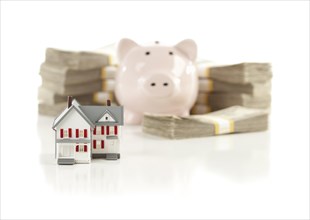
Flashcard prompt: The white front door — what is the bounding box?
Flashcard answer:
[75,144,90,163]
[106,138,119,154]
[58,144,74,158]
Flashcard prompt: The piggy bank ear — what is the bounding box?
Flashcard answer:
[174,39,197,62]
[117,38,139,62]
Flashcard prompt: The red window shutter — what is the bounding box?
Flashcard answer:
[114,126,118,135]
[68,128,72,138]
[60,129,64,138]
[76,129,79,138]
[84,145,87,152]
[101,126,104,135]
[93,127,96,135]
[93,140,96,149]
[76,145,79,152]
[84,129,88,138]
[107,126,110,135]
[101,140,104,149]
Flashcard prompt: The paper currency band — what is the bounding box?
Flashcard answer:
[101,66,106,79]
[102,80,115,91]
[108,92,114,101]
[93,93,99,103]
[108,55,113,65]
[206,79,214,92]
[101,65,118,79]
[198,79,214,92]
[203,115,234,135]
[205,67,210,78]
[101,80,112,91]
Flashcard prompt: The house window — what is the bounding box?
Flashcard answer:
[107,126,116,135]
[93,140,96,149]
[68,128,72,138]
[64,130,68,138]
[110,126,114,135]
[76,129,79,138]
[75,144,88,152]
[79,130,84,137]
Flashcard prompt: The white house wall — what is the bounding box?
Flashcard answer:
[92,126,120,155]
[55,108,91,139]
[55,108,92,164]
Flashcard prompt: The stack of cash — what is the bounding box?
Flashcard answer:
[143,106,269,139]
[191,62,272,114]
[92,65,118,106]
[38,48,109,116]
[92,43,119,106]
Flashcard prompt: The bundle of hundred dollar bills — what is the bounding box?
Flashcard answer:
[38,48,118,116]
[143,106,269,139]
[191,62,272,114]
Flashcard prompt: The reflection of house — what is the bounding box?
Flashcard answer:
[52,97,123,165]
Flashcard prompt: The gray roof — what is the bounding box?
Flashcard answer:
[52,104,95,130]
[79,105,124,126]
[52,99,123,130]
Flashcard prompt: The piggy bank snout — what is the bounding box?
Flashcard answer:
[144,74,175,98]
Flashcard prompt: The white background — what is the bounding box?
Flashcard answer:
[1,1,309,219]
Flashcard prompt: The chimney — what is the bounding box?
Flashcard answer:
[67,96,73,108]
[107,99,111,106]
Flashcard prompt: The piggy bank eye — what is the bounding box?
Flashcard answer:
[169,51,173,55]
[145,51,150,55]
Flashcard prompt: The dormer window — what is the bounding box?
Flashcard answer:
[97,110,117,123]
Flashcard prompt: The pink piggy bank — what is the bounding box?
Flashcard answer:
[115,38,198,125]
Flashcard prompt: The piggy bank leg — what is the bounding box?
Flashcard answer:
[124,109,143,125]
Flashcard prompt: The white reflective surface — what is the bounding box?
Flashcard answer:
[2,113,308,219]
[39,116,271,194]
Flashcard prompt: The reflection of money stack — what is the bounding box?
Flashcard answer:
[191,62,272,114]
[38,48,109,116]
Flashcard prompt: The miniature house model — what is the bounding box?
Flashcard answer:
[52,97,124,165]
